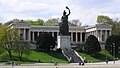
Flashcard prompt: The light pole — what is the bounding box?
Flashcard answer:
[50,46,53,63]
[113,44,115,64]
[111,43,115,64]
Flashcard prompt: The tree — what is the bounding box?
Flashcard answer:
[15,38,30,61]
[0,25,19,58]
[112,20,120,35]
[97,15,113,24]
[70,19,81,26]
[24,18,44,26]
[36,32,56,51]
[84,35,101,54]
[96,15,120,35]
[24,20,34,24]
[105,35,120,56]
[44,18,59,26]
[0,25,5,51]
[0,23,2,26]
[0,24,30,59]
[36,19,44,25]
[5,19,21,25]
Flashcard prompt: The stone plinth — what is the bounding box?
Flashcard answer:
[57,36,71,49]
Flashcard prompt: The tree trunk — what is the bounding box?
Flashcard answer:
[19,52,23,61]
[20,52,23,61]
[8,50,12,58]
[18,51,21,61]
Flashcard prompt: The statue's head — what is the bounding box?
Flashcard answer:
[63,10,66,15]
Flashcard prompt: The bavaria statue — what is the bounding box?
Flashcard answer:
[59,6,71,36]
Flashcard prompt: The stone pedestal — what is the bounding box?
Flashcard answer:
[57,36,71,49]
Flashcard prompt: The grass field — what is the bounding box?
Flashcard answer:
[0,50,68,64]
[79,50,118,63]
[0,50,119,64]
[28,50,67,63]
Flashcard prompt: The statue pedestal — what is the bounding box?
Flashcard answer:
[57,36,71,49]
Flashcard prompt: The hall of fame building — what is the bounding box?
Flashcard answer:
[11,21,112,49]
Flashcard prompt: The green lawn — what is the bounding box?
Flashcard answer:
[0,50,67,64]
[79,50,117,63]
[0,50,119,64]
[28,51,67,63]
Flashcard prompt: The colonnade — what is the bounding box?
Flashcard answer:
[87,30,111,42]
[19,28,111,44]
[19,28,85,43]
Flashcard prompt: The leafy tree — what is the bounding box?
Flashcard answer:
[112,21,120,35]
[0,25,5,51]
[5,19,22,25]
[36,32,56,51]
[96,15,120,35]
[36,19,44,25]
[23,19,44,26]
[24,20,34,24]
[0,23,2,26]
[105,35,120,56]
[97,15,113,24]
[44,18,59,26]
[70,19,81,26]
[0,24,30,59]
[15,38,30,61]
[0,25,19,58]
[84,35,101,54]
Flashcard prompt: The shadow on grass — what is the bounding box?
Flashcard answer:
[42,51,68,62]
[90,53,113,61]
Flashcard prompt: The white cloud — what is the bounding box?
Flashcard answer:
[66,0,120,25]
[0,0,120,26]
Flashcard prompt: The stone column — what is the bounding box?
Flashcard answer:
[57,32,59,36]
[80,32,82,43]
[105,30,107,41]
[91,31,93,35]
[28,30,31,41]
[96,30,98,39]
[23,28,26,40]
[87,32,89,36]
[57,32,59,41]
[71,32,73,42]
[85,33,87,42]
[37,32,39,37]
[100,30,102,41]
[52,32,54,37]
[90,32,91,35]
[98,30,101,41]
[76,32,78,43]
[33,31,34,42]
[94,31,96,36]
[109,30,111,36]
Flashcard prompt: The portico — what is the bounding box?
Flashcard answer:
[86,24,112,42]
[86,24,112,49]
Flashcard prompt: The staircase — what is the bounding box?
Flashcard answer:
[62,49,83,63]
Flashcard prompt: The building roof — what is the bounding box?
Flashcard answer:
[85,23,112,30]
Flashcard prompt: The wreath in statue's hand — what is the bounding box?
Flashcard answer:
[66,6,69,9]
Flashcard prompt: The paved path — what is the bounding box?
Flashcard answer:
[0,64,120,68]
[0,60,120,68]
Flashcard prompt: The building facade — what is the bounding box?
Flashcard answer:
[11,22,112,49]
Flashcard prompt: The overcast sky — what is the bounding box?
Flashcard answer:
[0,0,120,25]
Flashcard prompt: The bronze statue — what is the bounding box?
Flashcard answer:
[59,6,71,36]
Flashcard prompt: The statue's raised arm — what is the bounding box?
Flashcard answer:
[66,6,71,16]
